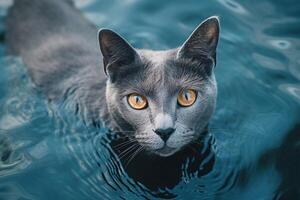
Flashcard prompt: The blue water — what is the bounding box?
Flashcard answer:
[1,0,300,199]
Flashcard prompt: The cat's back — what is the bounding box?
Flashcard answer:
[6,0,97,55]
[5,0,105,99]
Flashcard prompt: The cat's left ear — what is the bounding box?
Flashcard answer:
[177,16,220,66]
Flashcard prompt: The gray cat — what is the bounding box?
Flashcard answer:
[6,0,219,157]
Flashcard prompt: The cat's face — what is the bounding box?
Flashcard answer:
[99,17,219,156]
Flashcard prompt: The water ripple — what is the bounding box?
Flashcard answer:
[1,0,300,199]
[217,0,248,15]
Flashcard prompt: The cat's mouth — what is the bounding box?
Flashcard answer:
[155,145,178,157]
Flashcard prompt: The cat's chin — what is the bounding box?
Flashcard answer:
[155,146,179,157]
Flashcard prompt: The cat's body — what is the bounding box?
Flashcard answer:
[6,0,220,190]
[6,0,109,125]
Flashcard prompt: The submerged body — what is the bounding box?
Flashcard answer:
[6,0,219,190]
[6,0,108,124]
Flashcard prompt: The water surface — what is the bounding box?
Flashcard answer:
[0,0,300,199]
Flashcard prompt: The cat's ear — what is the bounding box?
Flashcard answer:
[177,16,220,65]
[98,29,139,77]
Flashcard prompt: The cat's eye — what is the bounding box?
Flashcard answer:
[177,89,197,107]
[127,93,148,110]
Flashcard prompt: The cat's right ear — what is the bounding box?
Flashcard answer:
[177,16,220,66]
[98,29,139,78]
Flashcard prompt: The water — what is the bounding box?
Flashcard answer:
[0,0,300,199]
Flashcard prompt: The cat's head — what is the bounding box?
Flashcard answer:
[98,17,220,156]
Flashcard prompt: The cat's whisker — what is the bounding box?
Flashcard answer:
[124,146,144,168]
[118,146,136,161]
[118,143,140,160]
[113,140,135,149]
[113,136,136,141]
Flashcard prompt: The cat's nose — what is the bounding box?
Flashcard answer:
[154,128,175,142]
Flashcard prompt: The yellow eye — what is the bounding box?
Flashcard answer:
[177,89,197,107]
[127,93,148,110]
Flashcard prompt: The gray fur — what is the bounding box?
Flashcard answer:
[6,0,220,156]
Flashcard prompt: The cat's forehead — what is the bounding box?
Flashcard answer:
[113,49,210,97]
[138,49,182,85]
[138,49,177,66]
[138,49,210,81]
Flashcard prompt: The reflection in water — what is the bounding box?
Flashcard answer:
[275,124,300,199]
[252,53,285,71]
[269,39,291,50]
[0,0,300,199]
[0,132,31,178]
[279,84,300,101]
[110,131,215,192]
[217,0,248,15]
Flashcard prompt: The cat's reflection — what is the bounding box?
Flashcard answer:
[0,135,12,164]
[109,130,215,193]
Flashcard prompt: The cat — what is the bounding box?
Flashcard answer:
[6,0,219,191]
